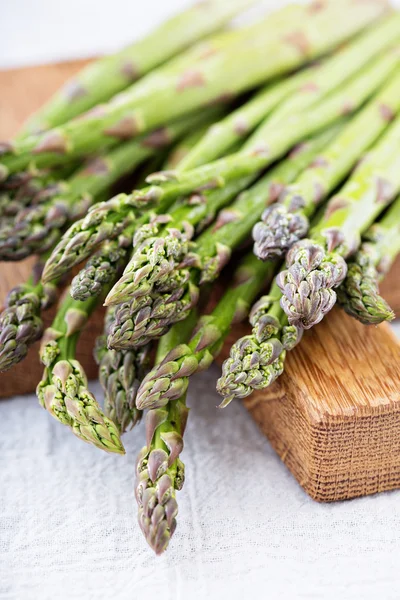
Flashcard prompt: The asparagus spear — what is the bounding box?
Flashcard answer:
[37,289,124,454]
[41,49,397,284]
[20,0,255,135]
[337,194,400,324]
[0,255,58,371]
[277,114,400,329]
[1,0,389,177]
[253,66,400,261]
[135,310,197,555]
[135,252,277,410]
[105,127,343,349]
[0,113,213,261]
[94,306,150,433]
[216,281,303,406]
[178,13,400,170]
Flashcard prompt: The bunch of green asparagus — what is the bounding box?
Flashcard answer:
[1,0,400,555]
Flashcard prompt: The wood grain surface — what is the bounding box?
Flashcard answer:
[236,309,400,502]
[1,60,400,502]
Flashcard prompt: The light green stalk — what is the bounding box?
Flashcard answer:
[37,289,124,454]
[135,310,197,555]
[337,194,400,324]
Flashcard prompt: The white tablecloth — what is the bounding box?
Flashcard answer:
[1,1,400,598]
[2,370,400,600]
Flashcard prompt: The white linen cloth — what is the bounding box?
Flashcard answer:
[2,370,400,600]
[1,1,400,598]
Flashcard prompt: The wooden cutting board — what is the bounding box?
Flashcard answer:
[1,60,400,503]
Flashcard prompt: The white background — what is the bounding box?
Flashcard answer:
[0,0,281,69]
[1,2,400,599]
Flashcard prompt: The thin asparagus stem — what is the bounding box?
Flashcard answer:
[19,0,255,135]
[337,194,400,324]
[135,310,197,555]
[37,289,125,454]
[179,13,400,170]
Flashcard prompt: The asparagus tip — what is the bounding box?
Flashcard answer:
[252,204,309,261]
[277,239,347,329]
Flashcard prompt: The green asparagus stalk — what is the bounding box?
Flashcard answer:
[1,0,389,177]
[178,13,400,170]
[94,306,150,433]
[19,0,255,135]
[337,195,400,324]
[277,114,400,329]
[106,127,341,349]
[6,2,299,178]
[216,281,302,406]
[0,254,58,371]
[37,289,124,453]
[135,310,197,555]
[162,123,220,171]
[135,252,277,411]
[253,66,400,261]
[0,113,212,261]
[41,48,398,284]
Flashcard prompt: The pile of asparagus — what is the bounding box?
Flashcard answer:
[1,0,400,554]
